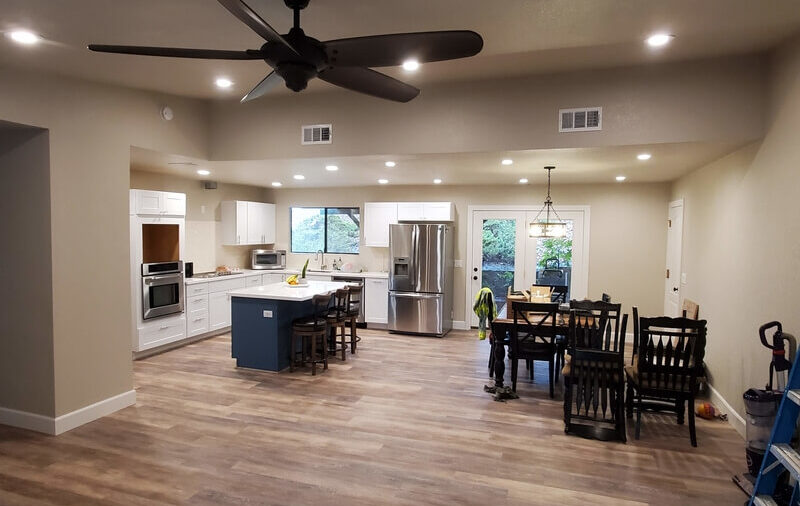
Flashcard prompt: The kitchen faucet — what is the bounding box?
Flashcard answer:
[315,249,326,270]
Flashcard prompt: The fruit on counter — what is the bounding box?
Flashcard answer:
[286,274,299,285]
[301,258,309,278]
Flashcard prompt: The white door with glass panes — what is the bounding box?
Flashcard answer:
[468,206,589,327]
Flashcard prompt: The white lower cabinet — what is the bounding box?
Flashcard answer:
[208,291,231,331]
[139,314,186,350]
[364,278,389,324]
[246,274,262,287]
[187,308,209,337]
[262,272,285,284]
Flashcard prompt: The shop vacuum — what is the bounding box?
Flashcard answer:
[733,321,797,503]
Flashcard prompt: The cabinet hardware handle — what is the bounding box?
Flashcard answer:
[194,318,204,322]
[159,325,169,330]
[194,298,204,302]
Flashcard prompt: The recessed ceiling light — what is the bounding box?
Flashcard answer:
[293,174,305,180]
[9,30,40,45]
[196,169,210,176]
[502,159,514,166]
[271,181,282,187]
[325,165,339,171]
[215,77,233,89]
[637,153,652,161]
[519,178,528,184]
[385,161,396,168]
[433,178,442,184]
[378,178,389,184]
[646,33,674,47]
[616,176,627,182]
[402,59,419,71]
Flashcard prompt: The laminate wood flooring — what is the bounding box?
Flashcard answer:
[0,329,746,505]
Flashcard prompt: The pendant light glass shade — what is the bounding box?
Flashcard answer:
[528,166,567,238]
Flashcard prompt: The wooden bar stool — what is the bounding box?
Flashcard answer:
[290,293,331,375]
[345,284,363,354]
[326,288,350,361]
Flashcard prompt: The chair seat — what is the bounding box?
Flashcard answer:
[561,353,622,381]
[325,312,347,323]
[625,365,695,393]
[292,317,327,331]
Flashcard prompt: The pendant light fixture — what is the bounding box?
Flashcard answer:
[528,166,567,238]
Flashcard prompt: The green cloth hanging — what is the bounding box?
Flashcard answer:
[472,287,496,340]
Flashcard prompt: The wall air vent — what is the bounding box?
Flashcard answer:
[559,107,602,132]
[301,124,332,145]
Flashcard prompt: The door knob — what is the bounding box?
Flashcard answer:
[472,276,478,280]
[672,287,679,292]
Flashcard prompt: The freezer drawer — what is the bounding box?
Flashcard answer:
[388,291,446,336]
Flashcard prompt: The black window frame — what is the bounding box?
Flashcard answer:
[290,206,361,254]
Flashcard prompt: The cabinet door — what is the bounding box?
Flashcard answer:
[246,275,262,287]
[164,192,186,216]
[422,202,453,221]
[364,278,389,324]
[135,190,164,215]
[246,202,264,244]
[235,201,248,245]
[262,273,283,285]
[364,202,398,247]
[397,202,425,221]
[263,203,276,244]
[209,291,231,331]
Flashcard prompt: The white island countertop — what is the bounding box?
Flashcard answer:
[228,281,347,302]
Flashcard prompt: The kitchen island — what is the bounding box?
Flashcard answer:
[228,280,346,372]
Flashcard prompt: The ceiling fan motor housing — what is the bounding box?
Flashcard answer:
[261,27,327,92]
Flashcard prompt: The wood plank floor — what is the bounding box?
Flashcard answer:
[0,329,746,505]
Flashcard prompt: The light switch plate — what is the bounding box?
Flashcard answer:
[454,259,463,268]
[263,310,273,318]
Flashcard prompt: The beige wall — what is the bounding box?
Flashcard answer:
[0,67,210,417]
[210,55,765,161]
[273,182,670,321]
[0,124,54,417]
[671,35,800,421]
[130,170,272,272]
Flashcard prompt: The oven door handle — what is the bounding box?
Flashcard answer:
[144,274,182,284]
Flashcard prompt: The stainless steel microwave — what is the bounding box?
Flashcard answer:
[251,249,286,270]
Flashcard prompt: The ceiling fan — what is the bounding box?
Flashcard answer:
[88,0,483,103]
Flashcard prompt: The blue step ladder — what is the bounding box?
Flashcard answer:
[750,351,800,506]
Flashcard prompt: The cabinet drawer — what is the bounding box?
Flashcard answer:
[208,277,246,293]
[186,282,209,296]
[187,309,209,337]
[246,275,263,287]
[186,293,208,312]
[139,316,186,348]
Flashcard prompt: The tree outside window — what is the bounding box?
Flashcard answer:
[291,207,360,254]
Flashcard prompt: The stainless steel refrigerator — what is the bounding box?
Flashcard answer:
[388,223,454,337]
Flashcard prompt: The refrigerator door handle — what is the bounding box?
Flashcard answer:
[410,225,418,290]
[391,292,441,299]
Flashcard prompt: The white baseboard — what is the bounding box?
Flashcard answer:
[707,383,745,438]
[452,320,470,330]
[0,389,136,436]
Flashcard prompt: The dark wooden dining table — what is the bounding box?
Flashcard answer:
[489,304,571,390]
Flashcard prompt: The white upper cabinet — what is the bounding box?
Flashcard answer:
[422,202,455,221]
[397,202,425,221]
[131,189,186,217]
[222,200,276,246]
[364,202,398,248]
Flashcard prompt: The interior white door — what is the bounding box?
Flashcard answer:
[664,200,684,316]
[469,211,527,326]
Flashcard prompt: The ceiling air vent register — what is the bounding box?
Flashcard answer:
[301,124,332,145]
[559,107,602,132]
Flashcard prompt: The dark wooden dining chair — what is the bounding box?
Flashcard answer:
[326,288,350,361]
[510,301,559,398]
[562,301,627,442]
[345,284,363,354]
[625,315,707,446]
[290,293,331,375]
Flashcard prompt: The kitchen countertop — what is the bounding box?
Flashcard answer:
[185,268,388,284]
[229,280,347,302]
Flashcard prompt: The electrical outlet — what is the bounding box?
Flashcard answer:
[263,310,273,318]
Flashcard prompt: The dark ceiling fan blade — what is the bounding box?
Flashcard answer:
[240,71,283,103]
[318,67,419,103]
[88,44,263,60]
[216,0,298,55]
[323,30,483,68]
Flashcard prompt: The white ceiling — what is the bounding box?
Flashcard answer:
[131,141,744,188]
[1,0,800,99]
